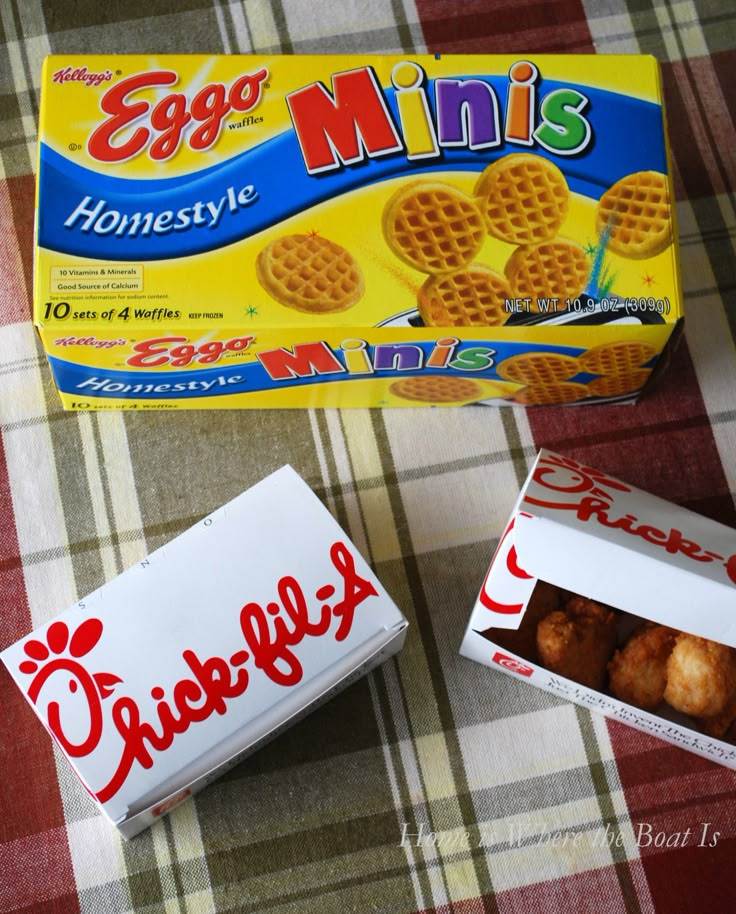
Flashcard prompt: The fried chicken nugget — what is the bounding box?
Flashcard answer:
[702,690,736,739]
[536,596,617,690]
[479,580,561,662]
[664,633,736,719]
[608,624,677,710]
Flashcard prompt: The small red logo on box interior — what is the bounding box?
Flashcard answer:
[153,789,191,817]
[492,651,534,676]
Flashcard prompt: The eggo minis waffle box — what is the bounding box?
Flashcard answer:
[1,467,408,838]
[35,55,683,409]
[460,451,736,769]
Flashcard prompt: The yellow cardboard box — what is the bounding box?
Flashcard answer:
[35,54,682,409]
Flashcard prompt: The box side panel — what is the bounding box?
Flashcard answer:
[36,322,677,410]
[461,634,736,771]
[118,623,407,838]
[516,517,736,644]
[655,54,685,323]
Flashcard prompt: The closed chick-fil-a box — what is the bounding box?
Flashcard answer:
[2,467,408,837]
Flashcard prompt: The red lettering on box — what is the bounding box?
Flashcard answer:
[286,67,403,174]
[88,69,268,162]
[16,540,378,803]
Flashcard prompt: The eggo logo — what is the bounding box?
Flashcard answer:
[88,68,269,162]
[492,652,534,677]
[127,335,254,368]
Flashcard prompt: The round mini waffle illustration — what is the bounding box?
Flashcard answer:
[389,375,487,404]
[513,382,590,406]
[474,154,569,245]
[496,351,580,386]
[418,264,511,327]
[596,171,672,260]
[578,341,657,375]
[256,234,364,313]
[586,370,652,398]
[382,181,486,274]
[505,238,589,306]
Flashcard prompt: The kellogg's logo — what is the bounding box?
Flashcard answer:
[17,541,377,803]
[53,65,113,88]
[527,453,736,585]
[87,67,269,163]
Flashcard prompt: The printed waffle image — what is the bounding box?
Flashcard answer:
[505,238,589,307]
[578,341,658,374]
[579,341,658,399]
[256,233,364,313]
[474,154,569,245]
[512,382,590,405]
[418,265,511,327]
[586,370,652,397]
[496,351,580,385]
[382,181,486,274]
[596,171,672,259]
[390,375,487,403]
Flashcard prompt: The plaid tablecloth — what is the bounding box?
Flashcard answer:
[1,1,735,912]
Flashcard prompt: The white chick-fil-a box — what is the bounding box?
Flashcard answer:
[2,467,408,838]
[460,449,736,768]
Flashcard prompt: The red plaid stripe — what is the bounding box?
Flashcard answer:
[662,58,736,199]
[415,0,595,52]
[0,828,78,913]
[0,435,77,912]
[0,176,34,326]
[526,339,736,523]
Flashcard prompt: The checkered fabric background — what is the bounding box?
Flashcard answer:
[1,1,735,912]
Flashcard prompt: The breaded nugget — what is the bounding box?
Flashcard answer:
[664,634,736,718]
[536,596,617,690]
[701,691,736,739]
[479,580,562,662]
[608,623,677,710]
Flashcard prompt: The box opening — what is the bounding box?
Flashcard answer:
[478,579,736,744]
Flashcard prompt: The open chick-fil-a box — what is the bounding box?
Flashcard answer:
[460,450,736,768]
[2,467,408,837]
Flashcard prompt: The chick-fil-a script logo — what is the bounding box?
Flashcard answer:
[525,453,736,585]
[17,541,376,803]
[478,514,534,616]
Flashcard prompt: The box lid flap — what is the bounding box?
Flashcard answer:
[512,451,736,645]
